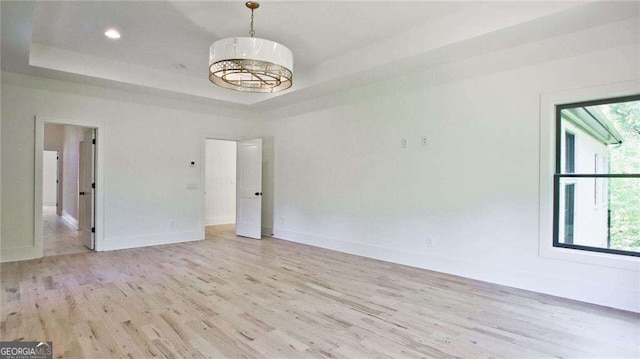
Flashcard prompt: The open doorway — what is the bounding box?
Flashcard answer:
[204,139,237,237]
[202,136,263,240]
[42,123,96,256]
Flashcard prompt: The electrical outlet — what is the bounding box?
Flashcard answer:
[401,137,409,149]
[170,220,176,229]
[426,237,435,248]
[421,136,428,147]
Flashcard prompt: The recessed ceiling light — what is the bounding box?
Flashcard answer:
[104,29,121,39]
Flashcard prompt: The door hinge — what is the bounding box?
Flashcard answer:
[92,139,96,145]
[56,179,59,183]
[91,227,95,233]
[92,183,95,189]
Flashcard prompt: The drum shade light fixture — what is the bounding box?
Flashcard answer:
[209,2,293,93]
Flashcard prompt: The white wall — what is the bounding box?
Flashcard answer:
[262,20,640,312]
[44,124,64,149]
[60,125,83,226]
[1,11,638,315]
[44,124,64,215]
[42,150,58,206]
[205,139,236,225]
[1,72,261,261]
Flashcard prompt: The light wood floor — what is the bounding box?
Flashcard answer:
[1,225,638,358]
[43,206,90,257]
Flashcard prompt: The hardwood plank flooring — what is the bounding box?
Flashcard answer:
[43,206,89,257]
[1,225,638,358]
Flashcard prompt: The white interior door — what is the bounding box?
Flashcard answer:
[236,138,262,239]
[78,128,96,249]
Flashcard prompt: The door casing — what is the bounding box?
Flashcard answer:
[35,116,104,255]
[200,133,265,239]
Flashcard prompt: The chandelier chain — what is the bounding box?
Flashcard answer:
[249,9,255,37]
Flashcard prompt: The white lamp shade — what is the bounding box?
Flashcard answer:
[210,37,293,71]
[209,37,294,93]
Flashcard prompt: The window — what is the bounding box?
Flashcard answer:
[554,95,640,257]
[594,154,606,207]
[565,132,575,173]
[564,183,575,244]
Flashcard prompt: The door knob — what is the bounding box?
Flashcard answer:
[79,191,86,196]
[255,192,263,196]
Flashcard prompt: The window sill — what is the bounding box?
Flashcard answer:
[539,243,640,271]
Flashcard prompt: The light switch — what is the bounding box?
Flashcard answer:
[401,137,408,149]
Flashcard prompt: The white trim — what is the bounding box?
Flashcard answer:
[60,210,79,229]
[98,230,203,251]
[34,116,106,256]
[538,80,640,271]
[274,228,640,312]
[0,246,42,263]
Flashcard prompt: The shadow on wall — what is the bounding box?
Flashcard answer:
[262,135,275,235]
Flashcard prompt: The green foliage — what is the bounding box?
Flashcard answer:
[607,100,640,251]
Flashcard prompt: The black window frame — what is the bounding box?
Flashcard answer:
[553,94,640,258]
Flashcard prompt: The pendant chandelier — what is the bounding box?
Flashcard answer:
[209,2,293,93]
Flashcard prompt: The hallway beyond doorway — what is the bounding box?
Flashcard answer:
[205,223,237,241]
[43,206,89,257]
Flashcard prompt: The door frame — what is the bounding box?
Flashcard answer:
[200,132,247,237]
[35,116,105,254]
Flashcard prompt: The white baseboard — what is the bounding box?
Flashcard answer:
[98,230,204,251]
[205,216,236,226]
[1,246,42,263]
[273,228,640,313]
[61,210,78,229]
[2,230,205,262]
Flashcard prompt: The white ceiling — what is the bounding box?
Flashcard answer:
[32,1,474,76]
[2,1,639,111]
